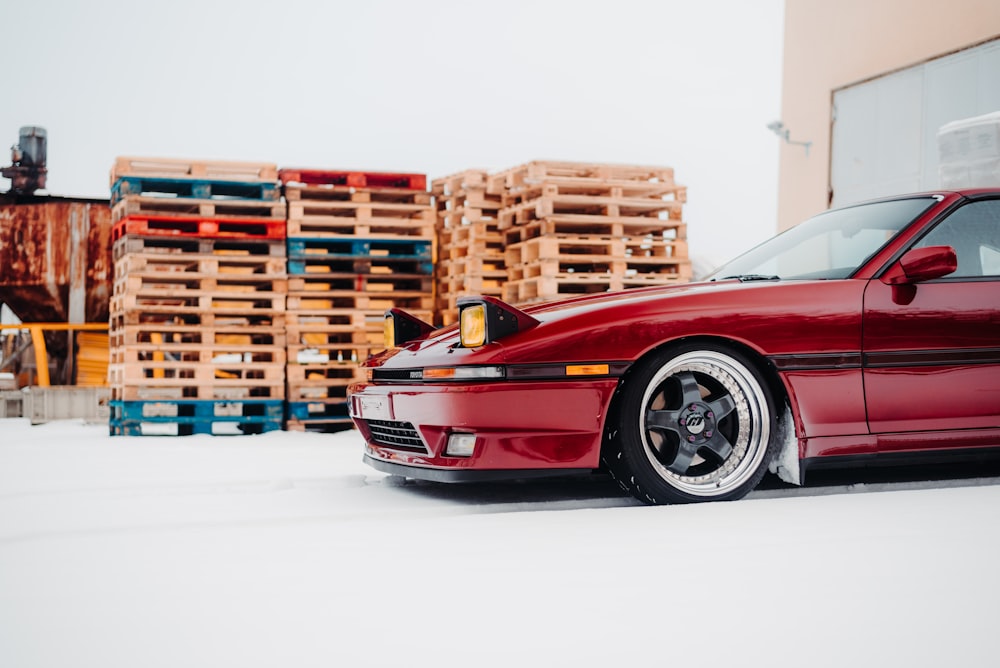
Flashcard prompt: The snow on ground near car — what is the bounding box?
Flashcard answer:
[1,419,998,668]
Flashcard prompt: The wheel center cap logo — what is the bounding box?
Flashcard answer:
[685,412,707,435]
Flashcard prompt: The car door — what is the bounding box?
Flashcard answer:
[862,195,1000,451]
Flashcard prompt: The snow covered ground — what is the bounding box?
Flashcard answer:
[1,418,999,668]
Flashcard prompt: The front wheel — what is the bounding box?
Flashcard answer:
[605,344,779,504]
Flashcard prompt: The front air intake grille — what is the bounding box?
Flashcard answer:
[364,419,428,452]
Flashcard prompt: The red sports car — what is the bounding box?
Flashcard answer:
[348,190,1000,504]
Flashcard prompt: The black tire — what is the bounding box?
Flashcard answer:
[604,343,778,504]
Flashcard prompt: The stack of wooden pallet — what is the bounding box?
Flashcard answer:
[490,161,690,305]
[107,157,288,436]
[430,170,505,326]
[280,168,434,431]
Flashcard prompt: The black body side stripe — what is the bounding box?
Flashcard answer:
[770,348,1000,371]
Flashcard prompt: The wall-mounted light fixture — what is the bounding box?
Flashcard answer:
[767,121,812,157]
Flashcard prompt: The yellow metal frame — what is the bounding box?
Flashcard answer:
[0,323,109,387]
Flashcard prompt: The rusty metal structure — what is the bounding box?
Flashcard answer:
[1,126,113,387]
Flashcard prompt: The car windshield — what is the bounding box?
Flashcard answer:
[706,196,938,281]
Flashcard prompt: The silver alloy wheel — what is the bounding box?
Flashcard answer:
[638,350,770,497]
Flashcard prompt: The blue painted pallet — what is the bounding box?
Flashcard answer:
[287,237,432,260]
[287,237,433,275]
[286,400,350,421]
[111,176,280,204]
[109,399,284,436]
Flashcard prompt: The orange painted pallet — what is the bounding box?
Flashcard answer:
[279,168,426,191]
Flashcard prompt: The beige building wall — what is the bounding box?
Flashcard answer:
[777,0,1000,231]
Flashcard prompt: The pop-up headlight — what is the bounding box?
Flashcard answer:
[456,296,539,348]
[384,308,436,349]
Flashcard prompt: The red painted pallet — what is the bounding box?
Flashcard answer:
[279,168,426,191]
[112,215,286,243]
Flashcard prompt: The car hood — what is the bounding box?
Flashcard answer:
[368,277,862,369]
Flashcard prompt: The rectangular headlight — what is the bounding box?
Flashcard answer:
[459,304,486,347]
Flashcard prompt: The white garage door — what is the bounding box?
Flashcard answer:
[831,38,1000,208]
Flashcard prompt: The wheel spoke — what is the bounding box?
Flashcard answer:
[676,371,703,406]
[701,431,734,463]
[665,441,699,475]
[708,393,737,420]
[646,408,683,435]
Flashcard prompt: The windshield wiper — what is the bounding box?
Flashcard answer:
[714,274,781,282]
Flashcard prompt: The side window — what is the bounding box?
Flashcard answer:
[915,199,1000,278]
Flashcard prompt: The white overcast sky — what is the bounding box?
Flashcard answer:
[2,0,785,267]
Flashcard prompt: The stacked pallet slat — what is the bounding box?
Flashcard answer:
[491,161,690,305]
[280,168,434,432]
[108,157,287,436]
[431,170,505,326]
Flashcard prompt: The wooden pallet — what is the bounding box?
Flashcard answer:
[111,176,279,205]
[287,273,432,294]
[112,271,287,299]
[111,308,285,330]
[114,251,286,280]
[111,157,278,187]
[285,292,434,312]
[110,290,285,316]
[286,342,377,366]
[487,160,677,193]
[501,216,686,245]
[279,168,426,190]
[503,275,624,305]
[109,323,286,350]
[286,365,365,398]
[111,342,286,367]
[505,234,626,266]
[499,194,682,228]
[112,195,286,223]
[112,215,286,243]
[440,221,505,260]
[284,184,431,205]
[432,170,503,231]
[110,374,286,402]
[112,235,286,262]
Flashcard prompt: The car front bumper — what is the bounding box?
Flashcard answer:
[348,379,620,480]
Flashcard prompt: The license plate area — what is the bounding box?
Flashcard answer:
[352,395,393,420]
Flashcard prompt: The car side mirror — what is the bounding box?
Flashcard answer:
[882,245,957,285]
